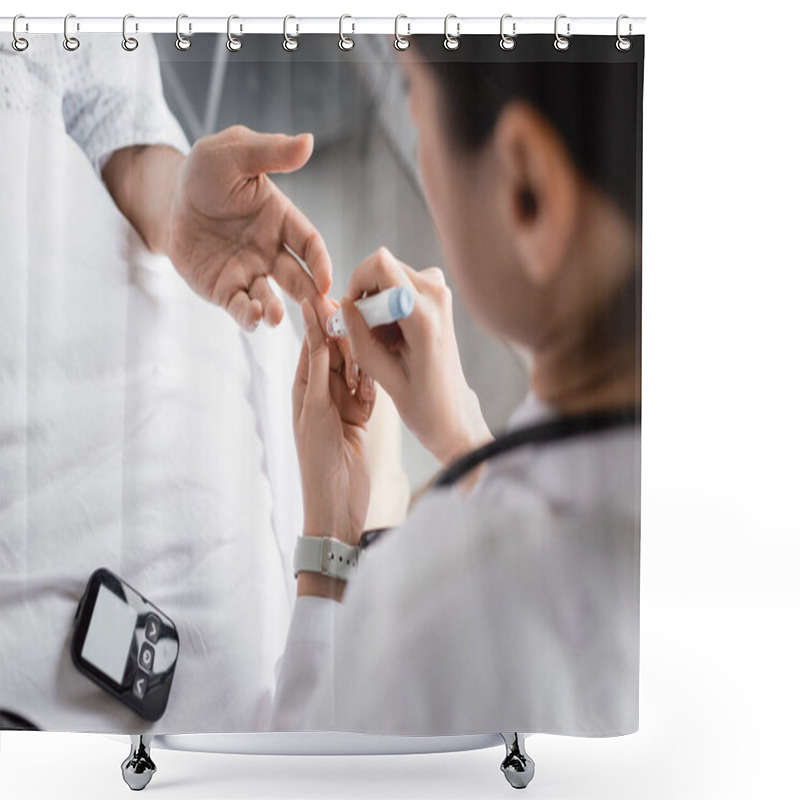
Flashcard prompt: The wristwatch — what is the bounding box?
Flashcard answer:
[293,536,360,582]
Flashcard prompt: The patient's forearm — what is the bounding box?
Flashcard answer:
[102,145,185,255]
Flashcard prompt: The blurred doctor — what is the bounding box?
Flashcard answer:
[273,45,641,736]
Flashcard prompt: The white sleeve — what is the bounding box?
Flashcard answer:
[268,476,640,736]
[269,491,461,734]
[60,34,190,174]
[271,595,338,731]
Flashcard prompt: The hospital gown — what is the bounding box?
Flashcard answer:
[1,34,303,733]
[0,33,188,172]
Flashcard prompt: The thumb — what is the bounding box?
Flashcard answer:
[341,298,405,398]
[236,130,314,175]
[301,299,330,404]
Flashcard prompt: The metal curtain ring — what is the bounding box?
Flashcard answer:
[175,14,191,50]
[499,14,516,50]
[227,15,242,51]
[444,14,460,51]
[339,15,354,51]
[63,14,80,51]
[283,15,298,51]
[12,14,29,52]
[394,15,410,51]
[122,14,138,51]
[616,14,632,51]
[554,14,570,51]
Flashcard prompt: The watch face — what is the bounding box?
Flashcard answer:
[71,568,179,721]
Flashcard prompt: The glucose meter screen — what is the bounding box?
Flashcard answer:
[81,585,137,684]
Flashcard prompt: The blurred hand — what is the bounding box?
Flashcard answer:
[341,247,492,466]
[293,300,376,547]
[166,125,337,331]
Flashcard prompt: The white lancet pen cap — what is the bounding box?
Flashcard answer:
[326,286,415,338]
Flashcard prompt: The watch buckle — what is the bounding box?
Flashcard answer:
[320,538,335,577]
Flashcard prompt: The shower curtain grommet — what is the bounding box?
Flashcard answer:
[12,14,29,51]
[121,14,138,51]
[226,15,242,52]
[175,14,191,51]
[554,14,571,51]
[616,15,632,51]
[499,14,516,50]
[339,15,355,51]
[394,15,411,51]
[283,15,299,51]
[443,14,460,50]
[63,14,80,51]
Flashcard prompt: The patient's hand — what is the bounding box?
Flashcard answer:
[293,300,376,547]
[166,125,337,331]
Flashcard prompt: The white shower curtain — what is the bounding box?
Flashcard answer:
[1,27,642,740]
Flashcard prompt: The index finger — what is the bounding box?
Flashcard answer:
[345,247,415,301]
[346,248,430,349]
[279,197,332,295]
[271,248,338,322]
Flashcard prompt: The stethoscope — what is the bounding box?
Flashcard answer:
[360,405,640,550]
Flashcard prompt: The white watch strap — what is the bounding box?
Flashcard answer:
[293,536,359,581]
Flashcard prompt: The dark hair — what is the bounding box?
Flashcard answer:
[411,36,642,384]
[411,36,640,225]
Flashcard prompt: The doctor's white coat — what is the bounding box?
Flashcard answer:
[271,394,640,737]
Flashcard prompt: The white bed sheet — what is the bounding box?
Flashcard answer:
[0,107,303,734]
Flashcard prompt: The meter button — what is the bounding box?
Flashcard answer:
[139,642,155,673]
[144,614,161,644]
[132,671,148,700]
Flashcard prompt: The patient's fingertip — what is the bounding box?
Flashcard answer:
[241,298,260,330]
[295,131,314,154]
[266,296,284,326]
[314,264,333,295]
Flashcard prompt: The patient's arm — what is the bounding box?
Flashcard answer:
[101,126,337,334]
[101,143,182,256]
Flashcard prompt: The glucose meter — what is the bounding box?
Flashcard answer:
[71,568,179,721]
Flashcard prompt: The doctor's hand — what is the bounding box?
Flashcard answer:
[341,248,492,467]
[293,300,376,549]
[166,126,336,331]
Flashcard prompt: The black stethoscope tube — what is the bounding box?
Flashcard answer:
[360,406,640,550]
[436,406,641,487]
